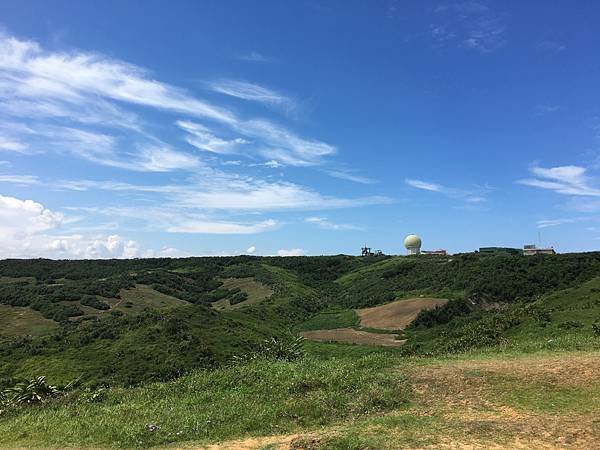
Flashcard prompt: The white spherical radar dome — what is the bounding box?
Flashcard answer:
[404,234,422,250]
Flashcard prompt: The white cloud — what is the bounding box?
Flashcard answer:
[277,248,306,256]
[431,2,506,52]
[305,216,361,231]
[209,79,295,112]
[246,245,256,254]
[405,179,442,192]
[264,160,283,168]
[0,194,64,236]
[517,165,600,197]
[0,175,40,185]
[168,219,278,234]
[134,146,201,172]
[536,40,566,53]
[235,119,336,166]
[405,178,488,203]
[325,169,376,184]
[534,105,560,115]
[536,218,578,228]
[53,175,392,212]
[0,33,234,123]
[176,120,249,154]
[0,193,192,258]
[0,32,337,168]
[0,136,27,152]
[237,51,274,63]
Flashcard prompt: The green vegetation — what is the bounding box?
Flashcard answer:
[1,253,600,448]
[0,354,408,449]
[297,309,359,331]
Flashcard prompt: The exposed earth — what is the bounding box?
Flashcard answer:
[358,297,448,330]
[301,297,448,347]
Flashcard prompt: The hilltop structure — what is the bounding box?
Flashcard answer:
[422,249,447,256]
[361,245,383,257]
[404,234,422,255]
[523,244,556,255]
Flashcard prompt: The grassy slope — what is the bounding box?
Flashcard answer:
[1,351,598,449]
[1,255,600,448]
[0,355,407,449]
[0,304,57,336]
[0,258,334,386]
[402,275,600,356]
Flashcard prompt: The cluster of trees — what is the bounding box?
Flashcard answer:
[340,252,600,309]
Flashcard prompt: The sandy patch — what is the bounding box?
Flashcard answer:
[357,297,448,330]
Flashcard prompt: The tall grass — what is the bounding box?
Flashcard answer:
[0,354,408,449]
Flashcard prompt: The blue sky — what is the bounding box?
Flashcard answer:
[0,0,599,258]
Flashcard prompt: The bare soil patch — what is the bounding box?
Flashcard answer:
[357,297,448,330]
[300,328,405,347]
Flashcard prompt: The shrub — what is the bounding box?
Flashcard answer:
[235,336,306,363]
[81,295,110,310]
[1,376,59,406]
[229,291,249,305]
[558,320,584,330]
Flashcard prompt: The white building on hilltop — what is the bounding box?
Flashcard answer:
[404,234,422,255]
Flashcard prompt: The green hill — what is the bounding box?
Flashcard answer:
[0,253,599,448]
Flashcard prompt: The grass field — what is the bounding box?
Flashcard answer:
[212,278,272,310]
[0,304,58,336]
[1,351,598,449]
[300,328,406,346]
[2,255,600,448]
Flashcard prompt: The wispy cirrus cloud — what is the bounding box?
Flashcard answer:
[209,79,295,113]
[0,174,40,185]
[534,105,560,115]
[0,136,27,152]
[168,218,278,234]
[0,31,337,168]
[430,2,506,52]
[536,218,578,228]
[50,174,392,212]
[305,216,362,231]
[176,120,249,155]
[517,165,600,197]
[237,51,274,63]
[0,30,389,256]
[324,169,376,184]
[405,178,488,203]
[535,40,566,53]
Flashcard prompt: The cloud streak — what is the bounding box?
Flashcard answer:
[209,79,295,112]
[517,165,600,197]
[430,2,506,52]
[405,178,488,203]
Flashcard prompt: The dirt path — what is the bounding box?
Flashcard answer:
[300,328,406,347]
[357,297,448,330]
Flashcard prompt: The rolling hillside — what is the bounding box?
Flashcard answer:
[0,253,599,448]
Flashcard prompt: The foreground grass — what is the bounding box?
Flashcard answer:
[2,350,600,449]
[0,354,408,449]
